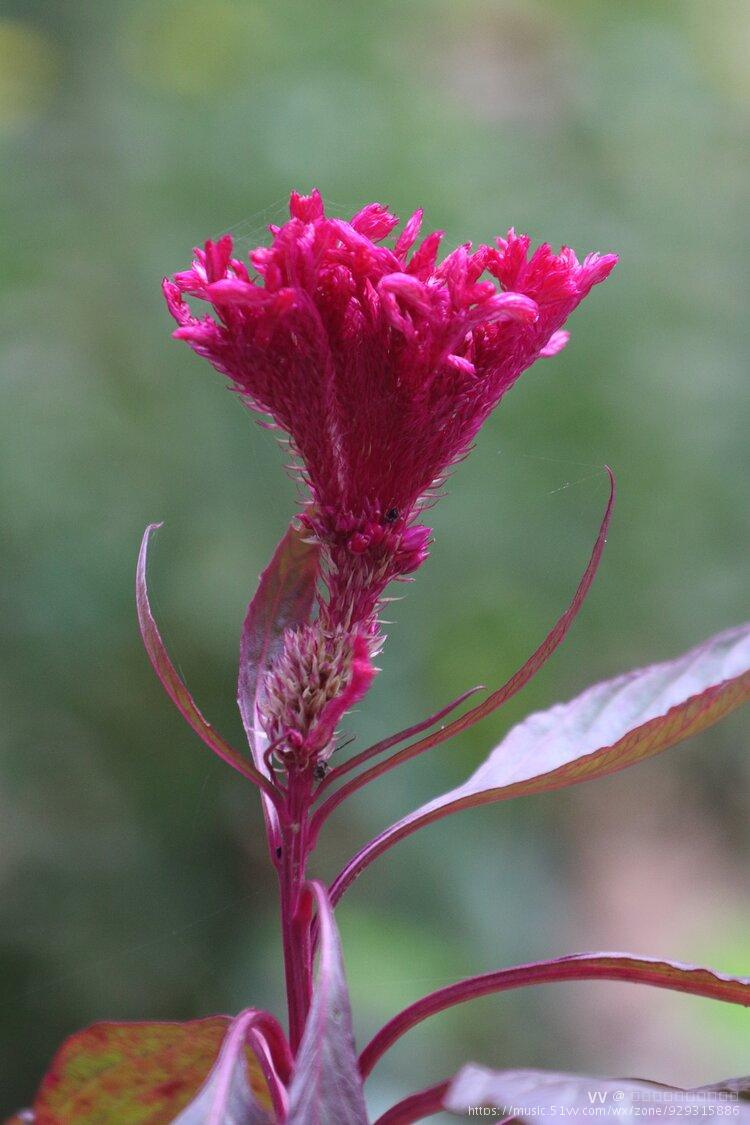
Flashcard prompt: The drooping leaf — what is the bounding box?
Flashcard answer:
[331,622,750,907]
[359,952,750,1078]
[171,1010,277,1125]
[238,523,320,852]
[443,1065,750,1122]
[32,1018,270,1125]
[136,524,277,795]
[286,881,369,1125]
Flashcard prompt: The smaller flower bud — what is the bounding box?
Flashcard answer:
[259,624,375,768]
[347,532,372,555]
[397,524,432,574]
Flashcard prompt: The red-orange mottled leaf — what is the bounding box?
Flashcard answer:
[33,1018,270,1125]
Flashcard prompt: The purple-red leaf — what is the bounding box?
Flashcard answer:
[286,882,369,1125]
[137,524,279,800]
[359,952,750,1079]
[331,622,750,907]
[32,1018,271,1124]
[172,1010,279,1125]
[238,523,320,851]
[443,1065,750,1122]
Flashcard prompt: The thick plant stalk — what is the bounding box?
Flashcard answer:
[278,772,315,1052]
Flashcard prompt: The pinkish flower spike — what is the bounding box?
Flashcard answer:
[259,625,376,766]
[308,634,376,757]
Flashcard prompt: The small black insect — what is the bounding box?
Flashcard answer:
[385,507,400,523]
[275,846,282,860]
[313,762,328,780]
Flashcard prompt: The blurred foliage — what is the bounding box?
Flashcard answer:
[1,0,748,1116]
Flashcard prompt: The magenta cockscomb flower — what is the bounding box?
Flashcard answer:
[163,191,616,768]
[164,191,616,618]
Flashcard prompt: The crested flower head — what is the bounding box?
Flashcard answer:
[165,190,616,637]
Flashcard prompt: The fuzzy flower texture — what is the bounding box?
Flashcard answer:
[165,191,616,769]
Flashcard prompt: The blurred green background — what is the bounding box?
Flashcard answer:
[1,0,748,1117]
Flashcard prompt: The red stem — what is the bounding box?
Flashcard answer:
[359,951,750,1079]
[278,768,315,1053]
[373,1081,450,1124]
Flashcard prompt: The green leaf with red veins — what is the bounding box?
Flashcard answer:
[238,523,320,850]
[331,622,750,905]
[443,1065,750,1122]
[31,1018,270,1125]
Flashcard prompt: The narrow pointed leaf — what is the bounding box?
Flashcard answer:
[286,882,369,1125]
[359,952,750,1078]
[444,1065,750,1122]
[331,622,750,907]
[238,523,320,850]
[316,685,486,794]
[172,1010,276,1125]
[312,471,615,837]
[32,1018,270,1124]
[137,525,277,797]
